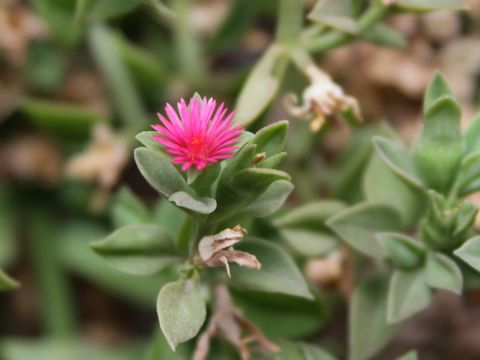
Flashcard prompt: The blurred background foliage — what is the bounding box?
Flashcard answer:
[0,0,479,359]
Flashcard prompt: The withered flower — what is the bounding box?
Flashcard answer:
[193,285,279,360]
[197,226,260,277]
[285,64,361,132]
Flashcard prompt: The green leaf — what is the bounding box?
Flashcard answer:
[136,131,164,153]
[114,32,167,90]
[464,112,480,153]
[232,168,291,192]
[168,191,217,215]
[0,269,19,290]
[190,163,221,196]
[423,71,454,113]
[32,0,80,45]
[111,187,151,227]
[275,200,346,229]
[301,343,337,360]
[456,151,480,195]
[387,269,432,323]
[259,152,287,169]
[241,180,294,217]
[153,200,186,241]
[21,99,103,141]
[230,239,314,300]
[453,202,477,237]
[145,330,190,360]
[91,224,179,276]
[363,153,423,227]
[157,277,206,351]
[327,203,403,259]
[308,0,358,34]
[234,45,289,126]
[361,23,407,49]
[134,148,188,198]
[0,186,17,267]
[232,290,327,338]
[425,252,462,294]
[280,230,338,257]
[26,41,66,93]
[394,0,466,12]
[414,95,464,192]
[373,137,424,189]
[376,233,425,270]
[59,221,175,307]
[396,351,418,360]
[350,275,398,360]
[88,0,140,21]
[250,120,288,157]
[454,236,480,272]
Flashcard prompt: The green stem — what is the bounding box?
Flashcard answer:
[304,4,387,53]
[27,205,76,337]
[276,0,303,45]
[88,24,147,144]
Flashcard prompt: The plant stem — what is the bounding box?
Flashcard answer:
[303,4,387,53]
[27,205,76,337]
[276,0,303,45]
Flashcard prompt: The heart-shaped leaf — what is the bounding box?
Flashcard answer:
[91,224,179,276]
[425,252,462,294]
[157,277,206,351]
[230,239,313,300]
[387,269,432,323]
[168,191,217,214]
[327,202,403,259]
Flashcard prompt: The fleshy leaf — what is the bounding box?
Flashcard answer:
[134,148,188,198]
[327,202,403,259]
[376,233,426,270]
[423,71,454,113]
[373,137,424,189]
[363,153,423,227]
[168,191,217,215]
[308,0,358,34]
[464,112,480,153]
[349,275,398,360]
[230,239,314,300]
[136,131,164,153]
[111,187,151,227]
[157,277,206,351]
[454,236,480,272]
[250,120,288,157]
[241,180,294,217]
[414,95,464,192]
[425,252,462,294]
[0,269,19,290]
[387,269,432,323]
[234,45,289,126]
[91,224,179,276]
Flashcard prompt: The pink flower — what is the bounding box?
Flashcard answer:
[152,96,243,171]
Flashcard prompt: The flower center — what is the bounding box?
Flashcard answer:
[191,136,206,156]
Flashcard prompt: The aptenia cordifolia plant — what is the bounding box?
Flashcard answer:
[92,96,300,359]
